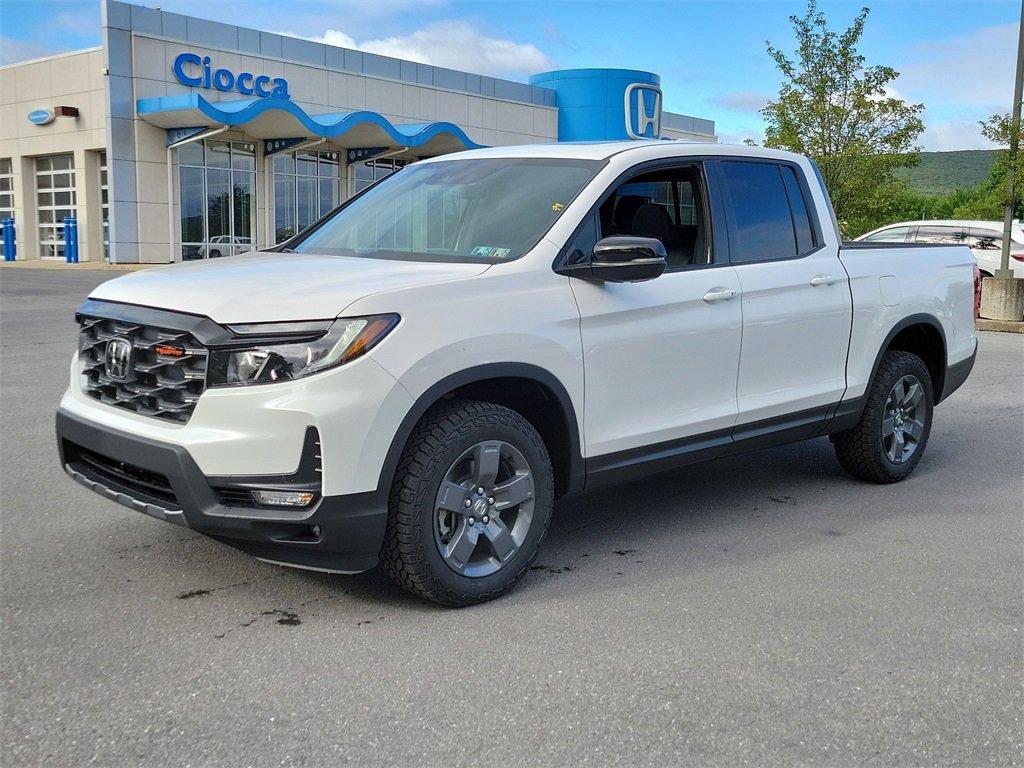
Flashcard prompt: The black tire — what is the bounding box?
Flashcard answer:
[833,350,934,483]
[380,399,554,607]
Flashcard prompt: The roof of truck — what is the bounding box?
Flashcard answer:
[420,140,808,164]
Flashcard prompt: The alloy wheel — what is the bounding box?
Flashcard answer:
[881,374,926,464]
[433,440,536,577]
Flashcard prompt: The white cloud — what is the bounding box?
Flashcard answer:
[716,128,765,146]
[866,85,906,103]
[919,115,1001,152]
[0,37,59,66]
[287,21,553,79]
[895,23,1016,110]
[711,91,771,114]
[314,30,361,49]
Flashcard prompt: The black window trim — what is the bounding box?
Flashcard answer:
[553,155,729,275]
[710,157,826,267]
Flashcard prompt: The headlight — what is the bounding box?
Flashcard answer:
[208,314,399,387]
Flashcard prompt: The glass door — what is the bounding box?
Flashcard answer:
[178,140,257,260]
[36,154,76,259]
[272,149,342,245]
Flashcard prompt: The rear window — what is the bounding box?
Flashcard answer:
[913,226,967,245]
[719,161,800,262]
[781,166,814,254]
[967,228,1004,250]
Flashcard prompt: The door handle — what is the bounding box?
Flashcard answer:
[809,274,839,286]
[702,287,737,303]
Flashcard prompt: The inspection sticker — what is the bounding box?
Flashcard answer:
[471,246,511,258]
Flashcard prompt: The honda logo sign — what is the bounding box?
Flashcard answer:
[624,83,662,140]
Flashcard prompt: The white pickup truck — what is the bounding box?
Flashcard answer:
[57,142,977,606]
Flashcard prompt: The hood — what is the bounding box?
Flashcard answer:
[89,251,490,323]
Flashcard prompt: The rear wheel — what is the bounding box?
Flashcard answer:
[833,350,934,483]
[380,399,554,606]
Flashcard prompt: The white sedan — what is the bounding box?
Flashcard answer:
[856,219,1024,278]
[195,236,253,259]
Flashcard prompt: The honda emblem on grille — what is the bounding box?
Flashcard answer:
[104,337,133,381]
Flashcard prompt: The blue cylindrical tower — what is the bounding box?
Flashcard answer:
[528,68,663,142]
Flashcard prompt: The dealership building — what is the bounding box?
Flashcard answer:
[0,0,716,264]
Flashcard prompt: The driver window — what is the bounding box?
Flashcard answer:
[597,165,711,270]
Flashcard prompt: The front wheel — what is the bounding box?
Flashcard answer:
[380,399,554,606]
[833,350,934,483]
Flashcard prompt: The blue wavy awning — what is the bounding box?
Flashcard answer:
[136,93,483,155]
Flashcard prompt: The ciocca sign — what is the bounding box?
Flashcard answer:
[172,53,290,99]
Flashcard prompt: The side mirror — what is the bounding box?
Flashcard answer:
[589,236,667,282]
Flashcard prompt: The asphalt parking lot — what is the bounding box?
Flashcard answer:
[1,267,1022,767]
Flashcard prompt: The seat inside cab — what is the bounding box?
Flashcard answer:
[599,166,710,270]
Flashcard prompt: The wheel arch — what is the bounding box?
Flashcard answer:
[377,364,585,498]
[873,314,948,403]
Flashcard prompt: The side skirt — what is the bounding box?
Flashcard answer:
[584,401,860,489]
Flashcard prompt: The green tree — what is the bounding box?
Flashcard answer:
[979,112,1022,219]
[761,1,925,236]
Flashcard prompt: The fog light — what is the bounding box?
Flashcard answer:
[251,490,315,507]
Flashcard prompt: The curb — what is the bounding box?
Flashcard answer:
[976,319,1024,334]
[0,261,155,272]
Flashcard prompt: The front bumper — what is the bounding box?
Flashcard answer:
[56,408,387,573]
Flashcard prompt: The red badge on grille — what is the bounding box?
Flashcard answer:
[154,344,185,357]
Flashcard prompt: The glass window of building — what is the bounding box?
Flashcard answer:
[178,140,257,260]
[353,158,407,195]
[0,158,13,253]
[36,154,76,259]
[272,150,342,244]
[98,151,109,261]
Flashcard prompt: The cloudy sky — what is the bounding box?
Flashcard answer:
[1,0,1018,151]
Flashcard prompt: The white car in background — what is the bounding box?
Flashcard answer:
[195,236,253,259]
[856,219,1024,278]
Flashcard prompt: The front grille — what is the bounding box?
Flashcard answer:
[75,447,178,506]
[78,315,208,423]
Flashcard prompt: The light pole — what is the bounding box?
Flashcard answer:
[980,0,1024,321]
[995,0,1024,280]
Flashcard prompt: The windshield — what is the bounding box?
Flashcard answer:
[292,158,603,262]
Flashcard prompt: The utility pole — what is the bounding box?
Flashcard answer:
[981,0,1024,321]
[996,0,1023,279]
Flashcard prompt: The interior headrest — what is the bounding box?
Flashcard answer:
[632,203,680,247]
[612,195,648,230]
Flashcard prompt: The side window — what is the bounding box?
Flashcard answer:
[914,226,966,245]
[966,228,1002,250]
[596,164,711,270]
[677,180,698,225]
[781,166,815,254]
[863,226,911,243]
[719,161,798,262]
[564,212,600,267]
